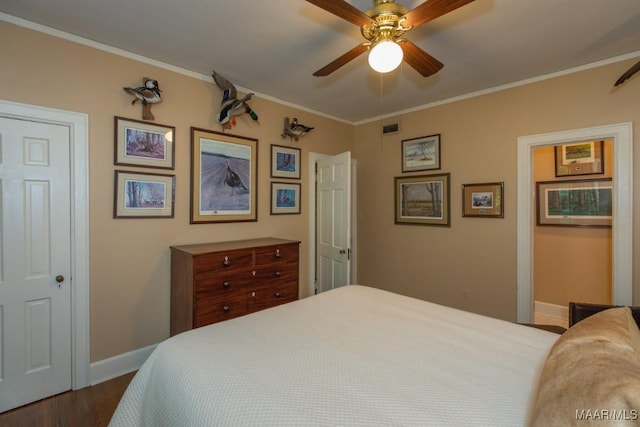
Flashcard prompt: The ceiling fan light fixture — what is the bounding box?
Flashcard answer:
[368,40,403,73]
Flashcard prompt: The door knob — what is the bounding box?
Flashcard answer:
[339,249,346,254]
[55,275,65,288]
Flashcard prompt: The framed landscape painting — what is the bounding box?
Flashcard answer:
[190,127,257,223]
[536,178,612,227]
[401,134,441,172]
[114,116,175,169]
[395,173,450,226]
[554,140,604,177]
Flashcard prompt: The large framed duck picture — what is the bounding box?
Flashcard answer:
[190,127,257,223]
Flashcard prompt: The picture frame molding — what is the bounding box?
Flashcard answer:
[114,116,175,169]
[536,178,613,227]
[394,172,450,226]
[190,127,258,224]
[401,134,441,173]
[270,181,301,215]
[113,170,175,218]
[462,181,504,218]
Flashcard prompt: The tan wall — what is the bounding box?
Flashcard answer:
[0,21,354,361]
[533,142,613,307]
[355,59,640,321]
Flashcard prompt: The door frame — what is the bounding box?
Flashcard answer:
[307,152,357,297]
[516,122,633,323]
[0,100,90,390]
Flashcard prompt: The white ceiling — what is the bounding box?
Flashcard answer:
[2,0,640,123]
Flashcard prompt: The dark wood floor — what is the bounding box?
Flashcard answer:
[0,372,135,427]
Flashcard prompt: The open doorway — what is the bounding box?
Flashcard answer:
[516,122,633,323]
[307,152,357,297]
[531,141,613,328]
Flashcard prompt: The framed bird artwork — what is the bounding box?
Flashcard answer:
[190,127,258,223]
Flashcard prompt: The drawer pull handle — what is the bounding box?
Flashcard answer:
[275,271,281,277]
[222,281,230,288]
[223,256,231,266]
[274,292,281,298]
[275,249,281,258]
[222,305,230,312]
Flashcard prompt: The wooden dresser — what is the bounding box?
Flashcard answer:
[170,237,300,336]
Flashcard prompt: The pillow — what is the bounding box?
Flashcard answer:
[530,307,640,426]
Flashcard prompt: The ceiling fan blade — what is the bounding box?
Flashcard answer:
[313,43,369,76]
[399,40,444,77]
[403,0,475,28]
[305,0,374,27]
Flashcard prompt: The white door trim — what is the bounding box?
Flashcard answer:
[0,100,90,389]
[517,122,633,323]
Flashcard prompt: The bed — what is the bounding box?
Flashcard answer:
[109,285,640,426]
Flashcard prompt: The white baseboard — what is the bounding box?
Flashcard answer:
[534,300,568,320]
[90,343,157,386]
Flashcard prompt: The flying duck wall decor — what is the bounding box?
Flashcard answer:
[123,77,162,120]
[282,117,314,141]
[212,70,259,130]
[614,59,640,87]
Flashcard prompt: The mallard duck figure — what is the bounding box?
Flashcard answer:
[212,71,258,129]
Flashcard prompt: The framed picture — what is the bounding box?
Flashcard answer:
[462,182,504,218]
[394,173,450,226]
[271,145,301,179]
[536,178,612,227]
[114,116,175,169]
[554,140,604,177]
[401,134,441,172]
[113,170,175,218]
[190,127,257,223]
[270,182,301,215]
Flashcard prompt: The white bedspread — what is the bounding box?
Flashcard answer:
[110,285,558,426]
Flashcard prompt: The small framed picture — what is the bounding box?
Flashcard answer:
[554,140,604,177]
[114,116,175,169]
[271,145,301,179]
[394,173,450,226]
[462,182,504,218]
[114,170,175,218]
[401,134,441,172]
[271,182,301,215]
[536,178,612,227]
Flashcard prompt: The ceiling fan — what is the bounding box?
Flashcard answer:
[306,0,475,77]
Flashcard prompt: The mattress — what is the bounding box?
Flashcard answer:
[109,285,558,426]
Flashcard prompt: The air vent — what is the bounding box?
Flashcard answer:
[382,123,399,135]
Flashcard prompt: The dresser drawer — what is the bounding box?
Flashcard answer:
[247,282,297,313]
[194,294,247,326]
[195,274,252,299]
[255,243,298,266]
[194,249,253,276]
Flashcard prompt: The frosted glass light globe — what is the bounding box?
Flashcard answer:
[368,40,403,73]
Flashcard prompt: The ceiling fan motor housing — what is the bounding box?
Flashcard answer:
[363,0,410,43]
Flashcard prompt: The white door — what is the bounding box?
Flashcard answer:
[0,117,72,412]
[316,151,351,293]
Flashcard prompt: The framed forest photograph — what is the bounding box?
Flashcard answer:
[113,170,175,218]
[536,178,612,227]
[190,127,257,223]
